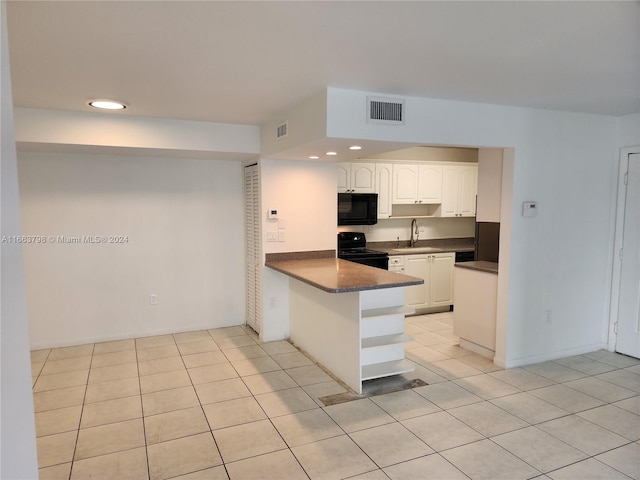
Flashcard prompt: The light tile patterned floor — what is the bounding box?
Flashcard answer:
[31,313,640,480]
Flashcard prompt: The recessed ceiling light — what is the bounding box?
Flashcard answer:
[349,145,362,150]
[87,99,127,110]
[309,155,319,159]
[326,151,337,156]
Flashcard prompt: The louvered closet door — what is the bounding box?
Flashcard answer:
[244,164,262,333]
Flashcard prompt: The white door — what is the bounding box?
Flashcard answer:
[375,163,393,219]
[616,153,640,358]
[350,163,376,193]
[244,164,262,333]
[458,165,478,217]
[440,166,459,216]
[337,163,350,193]
[430,253,454,306]
[392,164,419,204]
[405,254,429,308]
[418,165,443,204]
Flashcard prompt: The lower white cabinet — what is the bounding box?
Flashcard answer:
[360,289,415,383]
[289,281,414,394]
[389,253,454,310]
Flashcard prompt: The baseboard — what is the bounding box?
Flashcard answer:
[500,342,608,369]
[29,321,245,350]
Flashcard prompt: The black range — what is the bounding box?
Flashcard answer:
[337,232,389,270]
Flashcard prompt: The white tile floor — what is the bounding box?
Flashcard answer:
[31,312,640,480]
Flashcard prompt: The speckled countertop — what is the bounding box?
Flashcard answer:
[369,237,475,256]
[454,261,499,274]
[265,256,424,293]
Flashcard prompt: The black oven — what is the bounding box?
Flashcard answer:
[337,232,389,270]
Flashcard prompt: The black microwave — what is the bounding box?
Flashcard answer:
[338,193,378,225]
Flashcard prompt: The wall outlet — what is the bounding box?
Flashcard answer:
[150,294,158,305]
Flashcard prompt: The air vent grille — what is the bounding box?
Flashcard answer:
[276,121,288,139]
[367,96,405,125]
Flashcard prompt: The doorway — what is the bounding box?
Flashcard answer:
[610,149,640,359]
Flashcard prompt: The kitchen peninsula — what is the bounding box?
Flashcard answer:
[266,252,423,394]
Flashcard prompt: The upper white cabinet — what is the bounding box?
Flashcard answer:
[440,165,478,217]
[338,163,376,193]
[375,163,393,219]
[392,164,442,204]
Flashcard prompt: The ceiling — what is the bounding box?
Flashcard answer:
[6,1,640,130]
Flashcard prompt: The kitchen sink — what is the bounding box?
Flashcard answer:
[392,246,443,254]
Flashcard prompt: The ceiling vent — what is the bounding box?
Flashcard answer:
[367,96,405,125]
[276,121,288,140]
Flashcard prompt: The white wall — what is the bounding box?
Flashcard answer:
[367,146,478,163]
[18,152,245,348]
[0,3,39,477]
[616,113,640,148]
[327,87,618,367]
[259,158,337,341]
[15,107,260,160]
[260,159,337,254]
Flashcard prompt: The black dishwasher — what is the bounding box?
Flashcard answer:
[455,251,475,263]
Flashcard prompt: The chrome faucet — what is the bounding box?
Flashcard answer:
[410,218,419,247]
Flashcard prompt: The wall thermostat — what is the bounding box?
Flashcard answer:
[522,201,537,217]
[267,208,279,221]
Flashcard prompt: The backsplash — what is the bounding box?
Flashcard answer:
[338,216,475,242]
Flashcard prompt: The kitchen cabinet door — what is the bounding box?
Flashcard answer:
[337,163,350,193]
[375,163,393,219]
[350,163,376,193]
[458,166,478,216]
[430,253,454,306]
[404,254,430,309]
[417,165,443,204]
[339,163,376,193]
[392,164,419,204]
[440,165,477,217]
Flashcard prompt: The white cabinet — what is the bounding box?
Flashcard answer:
[338,162,376,193]
[289,280,414,394]
[360,288,415,385]
[375,163,393,219]
[392,164,442,204]
[440,165,478,217]
[430,253,455,306]
[453,266,497,358]
[390,253,454,310]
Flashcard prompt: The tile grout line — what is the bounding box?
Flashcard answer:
[133,337,152,480]
[177,329,232,480]
[67,342,95,480]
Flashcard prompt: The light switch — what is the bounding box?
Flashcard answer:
[278,230,285,242]
[522,201,537,217]
[267,232,278,242]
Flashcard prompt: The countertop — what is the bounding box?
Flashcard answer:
[369,237,475,256]
[454,261,499,274]
[266,257,424,293]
